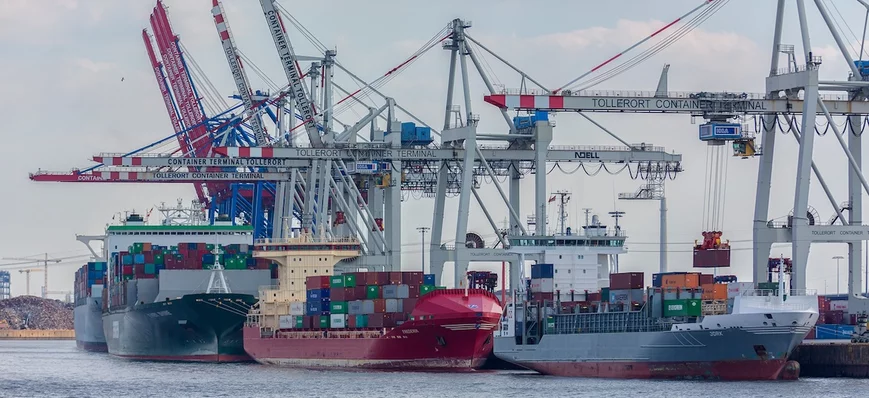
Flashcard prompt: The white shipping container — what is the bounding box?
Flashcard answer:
[530,278,554,293]
[830,300,849,311]
[289,302,305,316]
[330,314,347,328]
[279,315,294,329]
[91,284,104,298]
[727,282,754,298]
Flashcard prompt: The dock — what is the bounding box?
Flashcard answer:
[791,340,869,378]
[0,329,75,340]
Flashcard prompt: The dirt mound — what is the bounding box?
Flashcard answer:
[0,296,74,330]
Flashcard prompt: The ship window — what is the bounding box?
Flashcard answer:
[559,255,562,259]
[568,270,571,274]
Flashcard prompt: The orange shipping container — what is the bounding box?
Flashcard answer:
[662,273,700,288]
[701,283,727,300]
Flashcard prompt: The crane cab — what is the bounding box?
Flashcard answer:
[733,137,758,158]
[693,231,731,268]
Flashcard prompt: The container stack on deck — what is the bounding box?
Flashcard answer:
[528,263,554,302]
[278,271,445,331]
[73,262,106,306]
[107,241,275,310]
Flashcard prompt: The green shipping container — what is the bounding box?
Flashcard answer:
[144,264,156,274]
[366,285,379,299]
[355,314,368,328]
[154,254,164,265]
[330,301,348,314]
[435,286,446,290]
[319,316,330,329]
[170,245,178,251]
[545,316,556,333]
[663,299,702,317]
[206,244,215,251]
[295,316,304,329]
[758,282,778,290]
[421,285,435,295]
[602,287,610,302]
[343,274,357,288]
[330,275,346,288]
[94,262,104,271]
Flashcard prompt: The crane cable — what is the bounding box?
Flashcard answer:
[701,142,729,233]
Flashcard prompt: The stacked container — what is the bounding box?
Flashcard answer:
[73,262,107,306]
[658,273,701,317]
[289,271,432,331]
[0,271,9,300]
[608,272,645,312]
[530,263,554,302]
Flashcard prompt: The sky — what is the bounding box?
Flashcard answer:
[3,0,869,297]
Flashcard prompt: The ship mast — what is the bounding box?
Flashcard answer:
[206,246,231,294]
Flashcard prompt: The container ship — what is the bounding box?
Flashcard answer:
[73,261,108,351]
[99,204,274,362]
[243,234,503,370]
[495,266,818,380]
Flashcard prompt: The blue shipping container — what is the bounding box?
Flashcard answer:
[307,288,331,300]
[305,299,331,315]
[531,263,554,279]
[815,324,854,340]
[133,254,145,264]
[414,126,433,144]
[122,255,133,265]
[423,274,436,286]
[652,274,662,288]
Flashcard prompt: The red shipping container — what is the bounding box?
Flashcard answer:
[198,243,207,251]
[300,316,312,329]
[306,275,331,290]
[403,272,424,285]
[331,288,349,302]
[588,292,603,302]
[122,265,133,275]
[850,314,857,325]
[351,286,366,301]
[373,299,387,313]
[373,272,390,286]
[348,315,358,328]
[532,292,554,302]
[402,298,418,312]
[609,272,644,290]
[407,284,420,299]
[359,272,378,286]
[143,252,154,264]
[368,313,385,328]
[699,274,714,285]
[387,272,403,285]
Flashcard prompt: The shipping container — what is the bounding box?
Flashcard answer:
[330,314,347,328]
[290,302,305,316]
[662,299,702,317]
[368,313,385,328]
[402,298,418,312]
[662,273,699,288]
[306,288,331,300]
[407,284,420,299]
[531,292,554,302]
[331,287,348,302]
[387,272,403,285]
[727,282,754,298]
[421,285,435,295]
[354,314,369,328]
[385,298,403,313]
[382,285,399,299]
[609,289,644,305]
[372,299,386,313]
[830,300,849,312]
[699,274,714,285]
[348,300,363,315]
[343,274,357,288]
[306,275,331,290]
[531,263,555,279]
[423,274,436,286]
[701,283,727,300]
[279,315,294,329]
[609,272,644,290]
[530,278,554,293]
[330,301,348,314]
[366,285,380,299]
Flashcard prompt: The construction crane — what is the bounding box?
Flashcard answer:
[17,268,42,296]
[3,254,60,298]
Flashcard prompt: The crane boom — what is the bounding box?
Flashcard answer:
[484,93,869,115]
[211,0,269,146]
[259,0,324,147]
[143,29,207,203]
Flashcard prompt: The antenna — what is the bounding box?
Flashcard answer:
[206,245,231,294]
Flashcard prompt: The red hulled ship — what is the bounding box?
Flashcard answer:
[243,234,503,370]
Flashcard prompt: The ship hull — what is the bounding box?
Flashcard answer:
[495,311,815,380]
[243,316,498,370]
[103,293,257,362]
[74,297,107,352]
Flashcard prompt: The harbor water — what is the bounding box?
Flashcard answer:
[0,340,867,397]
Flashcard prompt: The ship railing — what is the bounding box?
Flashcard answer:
[255,235,360,245]
[738,289,818,297]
